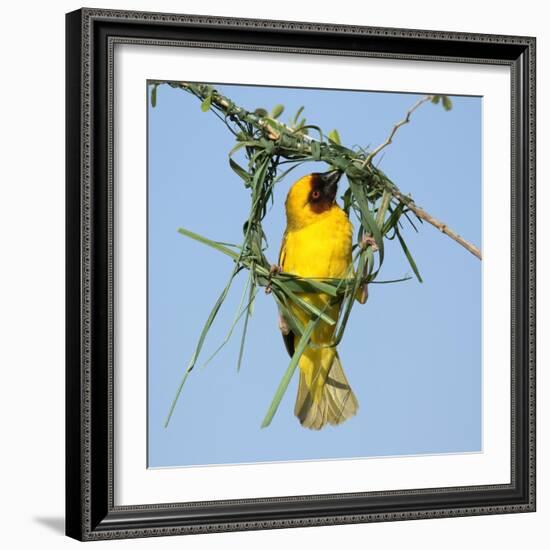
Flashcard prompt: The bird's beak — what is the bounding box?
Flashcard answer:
[319,169,342,201]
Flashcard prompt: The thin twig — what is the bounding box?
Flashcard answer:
[362,95,433,167]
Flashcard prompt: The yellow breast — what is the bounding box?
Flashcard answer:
[281,206,353,279]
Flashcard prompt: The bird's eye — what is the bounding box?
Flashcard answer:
[311,190,321,200]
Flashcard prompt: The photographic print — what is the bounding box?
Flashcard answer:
[147,81,482,469]
[66,9,535,540]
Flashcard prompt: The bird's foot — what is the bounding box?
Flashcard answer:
[265,264,282,294]
[360,234,379,251]
[278,313,290,335]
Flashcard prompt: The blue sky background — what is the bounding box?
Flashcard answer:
[147,82,482,468]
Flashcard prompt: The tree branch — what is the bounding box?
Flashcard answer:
[158,81,481,261]
[392,191,482,260]
[363,95,433,167]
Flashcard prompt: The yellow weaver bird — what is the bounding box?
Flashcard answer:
[278,170,359,430]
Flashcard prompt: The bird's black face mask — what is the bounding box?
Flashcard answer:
[308,170,342,211]
[318,169,342,202]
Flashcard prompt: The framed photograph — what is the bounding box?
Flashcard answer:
[65,8,536,541]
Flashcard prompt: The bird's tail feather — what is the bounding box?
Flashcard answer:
[294,350,358,430]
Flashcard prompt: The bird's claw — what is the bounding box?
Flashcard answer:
[265,264,282,294]
[360,234,378,251]
[278,313,290,335]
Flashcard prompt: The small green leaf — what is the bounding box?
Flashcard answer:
[151,84,158,108]
[201,93,212,112]
[431,95,441,104]
[270,104,285,119]
[254,108,268,117]
[293,106,305,124]
[442,96,453,111]
[328,129,341,145]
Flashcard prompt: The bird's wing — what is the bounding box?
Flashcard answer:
[278,229,288,269]
[277,230,296,356]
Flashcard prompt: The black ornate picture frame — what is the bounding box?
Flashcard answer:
[65,7,536,541]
